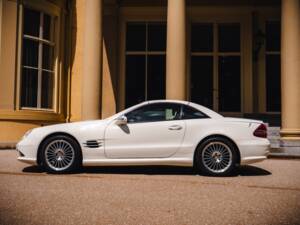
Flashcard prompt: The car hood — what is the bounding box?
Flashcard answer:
[35,119,109,132]
[27,119,110,143]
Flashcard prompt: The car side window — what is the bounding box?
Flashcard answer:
[126,103,181,123]
[182,106,209,119]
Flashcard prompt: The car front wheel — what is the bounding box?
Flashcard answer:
[195,137,238,176]
[40,135,81,173]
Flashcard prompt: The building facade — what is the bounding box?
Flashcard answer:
[0,0,299,148]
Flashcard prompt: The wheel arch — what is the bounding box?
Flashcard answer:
[37,132,82,166]
[193,134,241,166]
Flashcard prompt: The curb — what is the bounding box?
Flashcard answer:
[0,143,16,149]
[270,147,300,159]
[268,154,300,160]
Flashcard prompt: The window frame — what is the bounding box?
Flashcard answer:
[118,11,167,110]
[255,11,281,115]
[190,22,243,114]
[16,1,61,112]
[264,20,281,113]
[125,21,167,108]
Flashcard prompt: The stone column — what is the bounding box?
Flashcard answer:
[280,0,300,141]
[82,0,102,120]
[166,0,186,100]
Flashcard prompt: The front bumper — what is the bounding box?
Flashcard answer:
[17,156,37,165]
[16,142,37,165]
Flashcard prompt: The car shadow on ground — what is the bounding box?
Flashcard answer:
[22,165,271,177]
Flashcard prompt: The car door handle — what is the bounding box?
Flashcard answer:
[168,125,182,130]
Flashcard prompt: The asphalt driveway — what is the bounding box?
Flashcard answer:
[0,150,299,225]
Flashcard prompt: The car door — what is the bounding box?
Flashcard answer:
[104,103,186,158]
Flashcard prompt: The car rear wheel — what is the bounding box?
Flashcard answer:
[40,135,81,173]
[195,137,238,176]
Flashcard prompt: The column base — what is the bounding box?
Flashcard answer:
[280,128,300,140]
[268,129,300,157]
[276,139,300,157]
[270,139,300,157]
[274,129,300,157]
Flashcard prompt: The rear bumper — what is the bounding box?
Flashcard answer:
[240,156,268,165]
[239,139,270,165]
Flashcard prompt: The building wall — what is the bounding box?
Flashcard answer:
[69,0,119,120]
[69,0,85,121]
[101,3,119,118]
[0,0,68,144]
[0,0,38,144]
[0,0,287,145]
[0,0,17,111]
[117,5,280,117]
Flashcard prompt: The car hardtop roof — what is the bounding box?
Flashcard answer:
[111,99,223,120]
[146,99,223,119]
[146,99,189,105]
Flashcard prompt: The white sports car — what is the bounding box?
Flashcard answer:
[17,100,270,176]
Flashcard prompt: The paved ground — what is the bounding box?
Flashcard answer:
[0,150,299,225]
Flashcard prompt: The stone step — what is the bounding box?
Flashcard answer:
[267,126,281,149]
[267,126,300,157]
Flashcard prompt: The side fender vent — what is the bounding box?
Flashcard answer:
[83,140,103,148]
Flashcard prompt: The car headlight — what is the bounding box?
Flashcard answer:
[22,129,33,140]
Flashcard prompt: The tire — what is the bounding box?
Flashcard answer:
[40,135,81,174]
[194,137,238,176]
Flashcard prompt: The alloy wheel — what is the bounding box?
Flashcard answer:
[45,139,75,172]
[201,141,233,174]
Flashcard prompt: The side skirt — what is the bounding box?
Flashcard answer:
[82,157,193,167]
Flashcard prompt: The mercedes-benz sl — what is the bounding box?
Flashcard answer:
[17,100,270,176]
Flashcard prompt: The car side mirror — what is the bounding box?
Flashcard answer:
[115,115,127,125]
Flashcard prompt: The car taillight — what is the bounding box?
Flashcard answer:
[253,123,267,138]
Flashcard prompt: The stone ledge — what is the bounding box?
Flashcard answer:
[269,143,300,158]
[0,142,16,149]
[268,154,300,159]
[280,140,300,147]
[267,127,300,157]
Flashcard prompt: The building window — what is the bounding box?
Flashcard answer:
[20,7,56,110]
[265,21,281,112]
[190,24,214,109]
[190,23,241,112]
[125,22,166,108]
